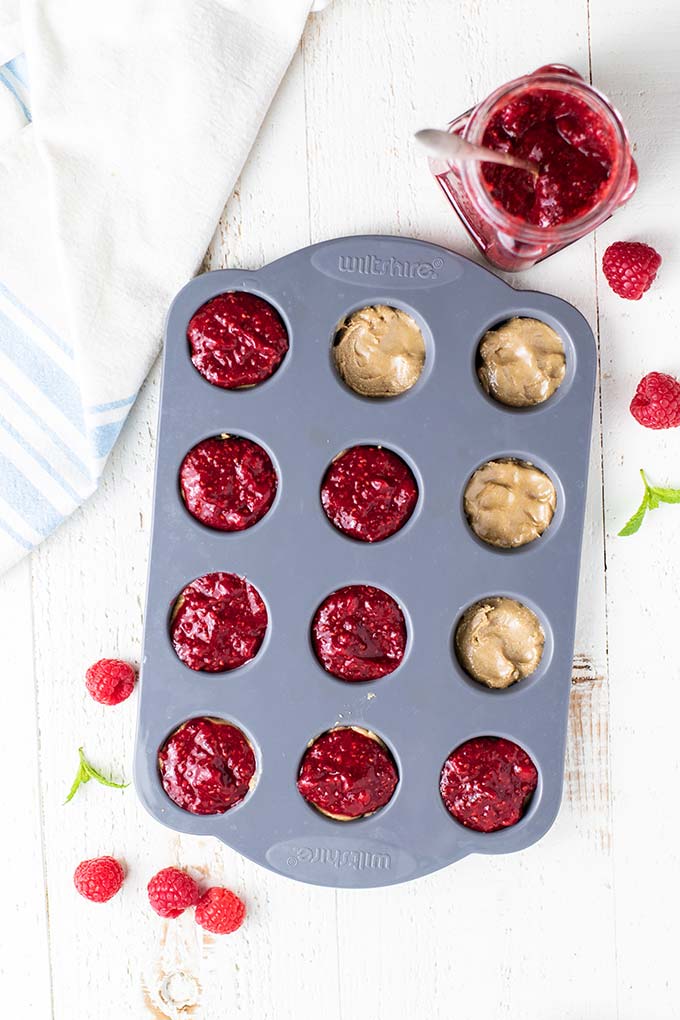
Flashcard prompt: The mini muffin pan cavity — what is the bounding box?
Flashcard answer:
[135,235,596,888]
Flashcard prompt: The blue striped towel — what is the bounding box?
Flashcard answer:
[0,0,311,573]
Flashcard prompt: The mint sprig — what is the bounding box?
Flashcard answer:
[619,469,680,536]
[64,746,129,804]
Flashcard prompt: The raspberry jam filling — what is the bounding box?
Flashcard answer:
[312,584,406,682]
[481,89,615,227]
[440,736,538,832]
[159,717,256,815]
[320,445,418,542]
[297,727,398,820]
[187,291,288,389]
[171,572,267,672]
[179,435,277,531]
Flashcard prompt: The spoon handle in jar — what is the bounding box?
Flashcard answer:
[415,128,539,177]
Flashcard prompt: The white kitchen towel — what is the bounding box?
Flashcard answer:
[0,0,21,64]
[0,54,29,138]
[0,0,312,571]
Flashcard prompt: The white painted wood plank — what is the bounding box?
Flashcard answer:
[199,44,346,1020]
[0,559,53,1019]
[591,0,680,1016]
[25,44,342,1020]
[302,1,614,1017]
[5,0,650,1014]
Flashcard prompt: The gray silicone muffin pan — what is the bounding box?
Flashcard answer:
[135,235,596,889]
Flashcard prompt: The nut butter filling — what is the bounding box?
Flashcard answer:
[456,597,544,688]
[333,305,425,397]
[478,317,566,407]
[464,458,556,548]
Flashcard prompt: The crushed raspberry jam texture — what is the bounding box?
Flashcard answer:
[440,736,538,832]
[187,291,288,389]
[297,727,398,819]
[159,717,256,815]
[321,445,418,542]
[171,572,267,672]
[481,89,615,227]
[180,436,277,531]
[312,585,406,681]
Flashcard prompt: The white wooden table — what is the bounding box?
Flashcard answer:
[4,0,679,1015]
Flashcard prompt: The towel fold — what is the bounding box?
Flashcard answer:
[0,0,311,571]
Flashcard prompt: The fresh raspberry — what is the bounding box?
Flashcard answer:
[602,241,661,300]
[85,658,136,706]
[147,867,200,919]
[630,372,680,430]
[73,856,124,903]
[195,887,246,934]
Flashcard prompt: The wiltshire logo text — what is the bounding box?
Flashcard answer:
[286,847,391,871]
[337,253,444,280]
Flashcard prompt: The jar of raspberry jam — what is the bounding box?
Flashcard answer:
[431,65,638,271]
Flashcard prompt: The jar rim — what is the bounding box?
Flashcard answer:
[460,71,633,244]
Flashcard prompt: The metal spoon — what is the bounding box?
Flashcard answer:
[415,128,539,177]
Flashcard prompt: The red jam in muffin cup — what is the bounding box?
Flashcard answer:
[180,435,277,531]
[187,291,288,388]
[440,736,538,832]
[159,717,256,814]
[171,572,267,672]
[320,445,418,542]
[297,726,398,820]
[312,584,407,682]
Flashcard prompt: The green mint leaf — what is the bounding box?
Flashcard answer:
[64,761,89,803]
[619,470,680,536]
[650,486,680,504]
[82,759,129,790]
[618,491,649,536]
[64,747,128,804]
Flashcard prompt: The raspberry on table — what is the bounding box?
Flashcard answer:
[195,887,246,934]
[630,372,680,430]
[85,659,137,706]
[147,867,201,919]
[73,856,124,903]
[602,241,661,300]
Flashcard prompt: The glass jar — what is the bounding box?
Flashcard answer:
[431,65,638,272]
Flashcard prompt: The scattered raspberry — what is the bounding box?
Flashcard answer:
[74,856,124,903]
[602,241,661,300]
[85,659,137,706]
[147,867,200,919]
[195,887,246,934]
[630,372,680,430]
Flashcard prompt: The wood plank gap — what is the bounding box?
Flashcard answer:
[586,0,594,84]
[587,7,620,1013]
[28,559,57,1020]
[301,34,315,249]
[334,890,344,1020]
